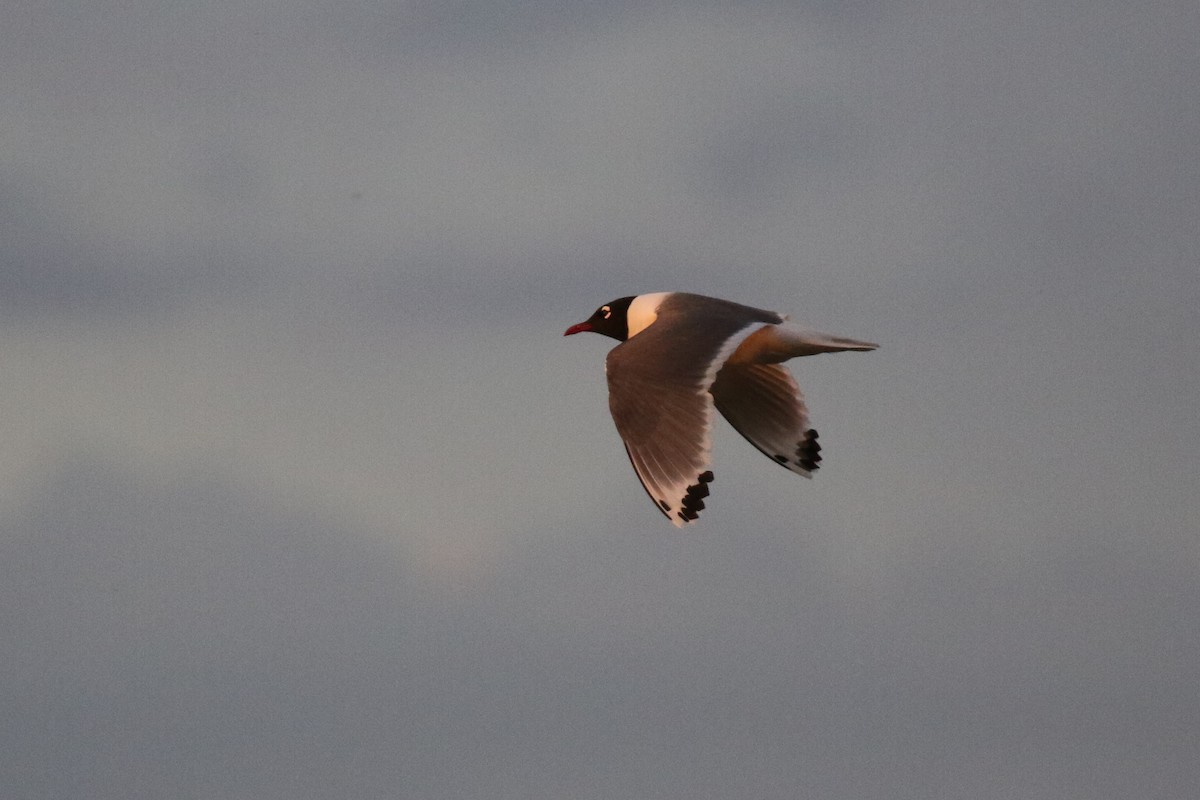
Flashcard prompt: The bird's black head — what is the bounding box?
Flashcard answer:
[564,296,636,341]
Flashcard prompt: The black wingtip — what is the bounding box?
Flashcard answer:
[677,470,715,523]
[797,430,822,472]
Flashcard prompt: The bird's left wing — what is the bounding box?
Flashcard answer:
[605,319,760,526]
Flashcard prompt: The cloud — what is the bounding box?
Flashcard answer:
[1,1,1198,797]
[4,444,1197,799]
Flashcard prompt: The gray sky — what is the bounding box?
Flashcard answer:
[3,2,1198,798]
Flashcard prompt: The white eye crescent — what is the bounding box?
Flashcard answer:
[601,306,611,319]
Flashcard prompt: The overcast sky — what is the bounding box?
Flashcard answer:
[3,2,1198,798]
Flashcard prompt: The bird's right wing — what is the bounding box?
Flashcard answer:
[710,363,821,477]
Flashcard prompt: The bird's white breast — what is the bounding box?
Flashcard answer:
[626,292,670,339]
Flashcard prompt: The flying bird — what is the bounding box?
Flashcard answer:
[564,292,877,526]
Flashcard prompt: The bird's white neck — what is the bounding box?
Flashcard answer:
[626,292,669,339]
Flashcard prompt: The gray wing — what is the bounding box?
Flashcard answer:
[605,318,763,526]
[710,363,821,477]
[606,356,715,526]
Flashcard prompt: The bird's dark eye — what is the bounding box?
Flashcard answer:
[601,306,611,319]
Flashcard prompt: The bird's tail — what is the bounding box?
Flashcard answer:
[727,322,878,365]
